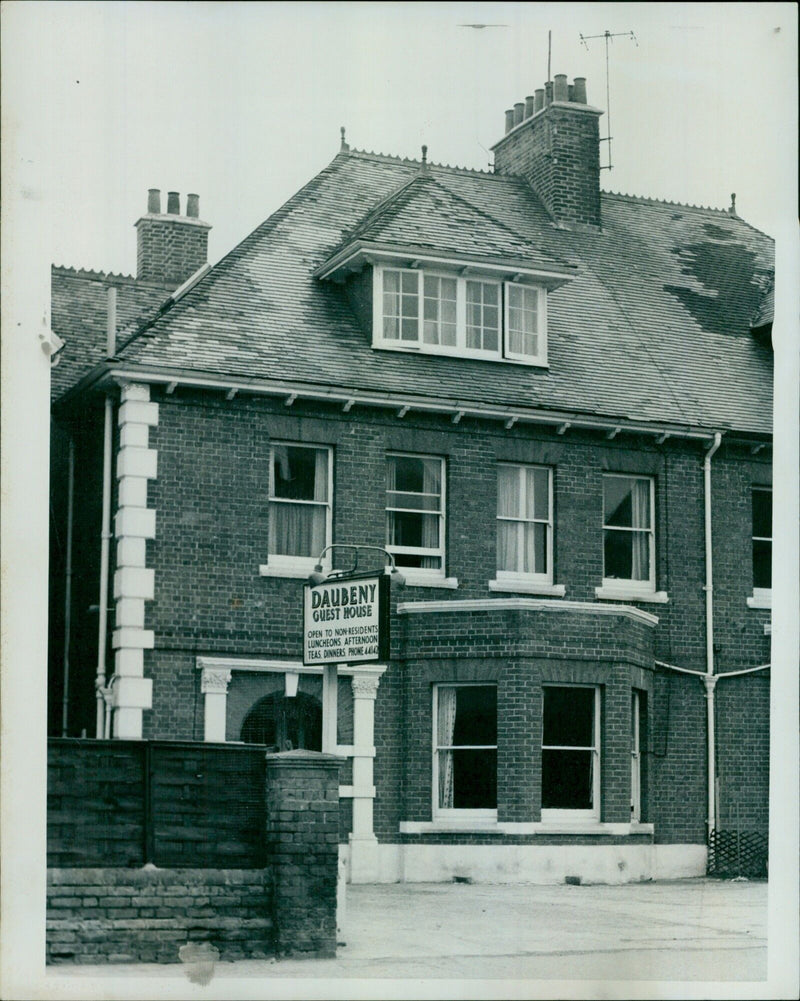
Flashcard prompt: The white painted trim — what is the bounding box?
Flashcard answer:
[195,655,389,678]
[109,367,722,443]
[489,579,566,597]
[399,820,655,836]
[259,563,316,579]
[336,744,376,758]
[595,586,669,604]
[397,596,659,627]
[339,785,376,799]
[402,573,459,589]
[747,589,772,609]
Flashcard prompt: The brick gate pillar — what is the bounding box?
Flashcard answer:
[265,750,342,958]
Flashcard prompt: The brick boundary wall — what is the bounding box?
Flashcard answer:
[265,750,342,959]
[46,749,342,964]
[47,868,272,964]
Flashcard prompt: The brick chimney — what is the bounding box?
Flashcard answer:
[135,189,211,286]
[492,75,602,227]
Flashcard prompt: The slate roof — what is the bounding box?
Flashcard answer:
[50,267,172,400]
[329,171,573,274]
[55,148,774,435]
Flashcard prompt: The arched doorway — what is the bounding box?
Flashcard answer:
[240,691,322,752]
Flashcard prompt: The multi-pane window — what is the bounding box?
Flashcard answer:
[496,464,552,580]
[752,487,772,591]
[386,453,445,572]
[465,280,500,352]
[423,275,457,346]
[433,684,497,815]
[268,443,331,567]
[541,686,601,820]
[382,268,419,342]
[602,474,655,590]
[505,284,540,360]
[374,266,546,364]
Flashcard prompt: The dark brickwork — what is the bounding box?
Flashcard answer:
[265,751,341,958]
[47,868,273,965]
[136,215,209,286]
[55,389,771,851]
[494,105,602,226]
[715,673,770,835]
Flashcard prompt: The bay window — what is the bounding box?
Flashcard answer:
[433,684,497,817]
[374,265,547,365]
[386,453,445,575]
[496,463,553,582]
[267,443,332,571]
[541,685,601,822]
[602,474,655,592]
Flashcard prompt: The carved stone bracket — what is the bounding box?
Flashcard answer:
[351,674,381,700]
[201,667,232,695]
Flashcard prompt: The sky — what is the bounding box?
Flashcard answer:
[3,1,797,279]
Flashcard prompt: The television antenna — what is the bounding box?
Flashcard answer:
[580,29,637,170]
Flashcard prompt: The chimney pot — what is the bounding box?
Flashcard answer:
[147,188,161,214]
[524,96,534,119]
[504,109,515,133]
[545,81,554,105]
[186,193,200,218]
[534,89,545,113]
[554,74,568,102]
[573,77,587,104]
[513,102,524,126]
[167,191,180,215]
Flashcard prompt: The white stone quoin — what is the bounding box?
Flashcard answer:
[111,382,157,738]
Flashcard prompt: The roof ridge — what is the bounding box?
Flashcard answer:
[602,190,735,215]
[345,146,496,177]
[52,264,140,283]
[347,172,431,241]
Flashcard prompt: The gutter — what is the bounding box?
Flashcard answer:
[703,431,722,834]
[95,288,116,738]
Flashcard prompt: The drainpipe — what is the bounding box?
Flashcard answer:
[95,288,117,738]
[703,432,723,833]
[61,437,75,736]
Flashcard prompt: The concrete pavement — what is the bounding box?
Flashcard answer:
[51,878,767,992]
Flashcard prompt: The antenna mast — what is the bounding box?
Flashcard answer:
[579,29,637,171]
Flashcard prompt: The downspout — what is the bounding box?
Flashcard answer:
[703,432,723,834]
[60,436,75,736]
[95,288,117,738]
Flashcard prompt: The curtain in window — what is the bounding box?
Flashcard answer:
[497,465,518,571]
[437,688,458,809]
[631,479,650,580]
[420,458,441,569]
[269,449,327,558]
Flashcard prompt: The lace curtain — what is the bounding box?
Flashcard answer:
[269,447,328,557]
[437,687,458,809]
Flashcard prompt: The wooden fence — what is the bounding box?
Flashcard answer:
[48,738,266,868]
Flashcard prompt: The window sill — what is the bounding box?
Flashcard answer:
[259,563,329,580]
[489,579,566,597]
[400,820,655,836]
[373,342,548,369]
[595,586,669,604]
[746,592,772,609]
[400,572,459,589]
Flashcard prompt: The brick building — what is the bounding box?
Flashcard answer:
[49,75,773,884]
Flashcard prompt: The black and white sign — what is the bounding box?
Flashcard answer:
[303,573,390,666]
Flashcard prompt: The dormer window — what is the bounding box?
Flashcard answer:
[373,265,547,366]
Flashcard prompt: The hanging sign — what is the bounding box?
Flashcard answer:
[303,572,390,666]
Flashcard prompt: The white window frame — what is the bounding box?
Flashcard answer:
[601,473,656,595]
[495,463,554,586]
[386,452,446,582]
[265,442,333,575]
[432,682,498,822]
[372,265,547,367]
[540,684,601,824]
[504,282,547,364]
[749,486,772,606]
[631,691,641,823]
